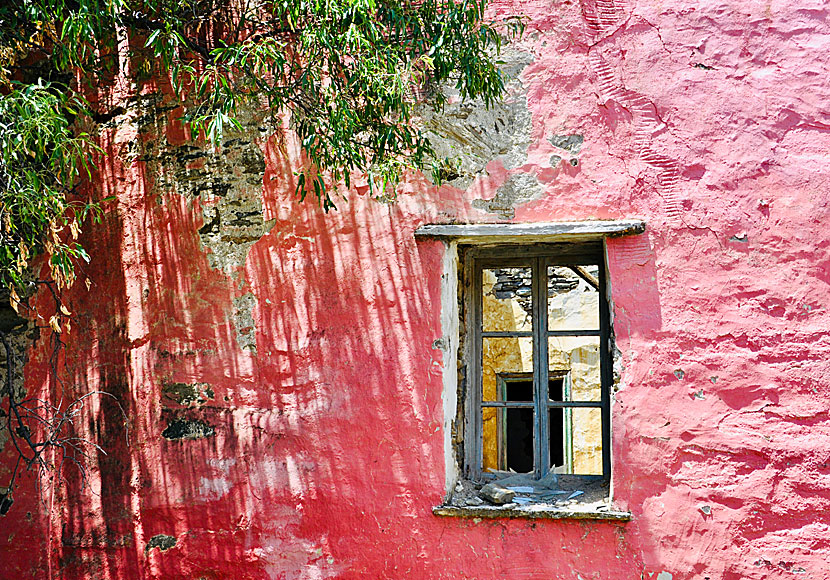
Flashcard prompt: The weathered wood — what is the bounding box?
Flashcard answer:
[568,265,600,290]
[415,220,646,242]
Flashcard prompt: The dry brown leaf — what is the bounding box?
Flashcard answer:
[48,314,61,333]
[9,287,19,314]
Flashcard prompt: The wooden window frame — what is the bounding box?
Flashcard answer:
[462,242,612,483]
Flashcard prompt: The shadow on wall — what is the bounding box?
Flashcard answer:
[3,76,655,577]
[21,95,484,579]
[3,115,659,577]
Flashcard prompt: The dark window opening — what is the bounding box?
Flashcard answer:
[504,378,533,473]
[497,377,568,473]
[505,408,534,473]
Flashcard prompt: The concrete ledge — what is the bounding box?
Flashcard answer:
[433,504,632,521]
[414,220,646,244]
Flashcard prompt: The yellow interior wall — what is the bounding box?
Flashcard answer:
[480,268,603,475]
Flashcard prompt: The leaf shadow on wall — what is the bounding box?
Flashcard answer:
[40,101,654,578]
[46,121,478,579]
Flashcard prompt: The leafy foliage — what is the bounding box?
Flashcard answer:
[138,0,520,204]
[0,0,519,294]
[0,81,97,298]
[0,0,521,513]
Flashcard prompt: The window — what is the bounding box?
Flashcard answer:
[416,220,643,516]
[462,242,611,485]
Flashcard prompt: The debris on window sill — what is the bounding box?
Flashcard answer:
[434,476,631,521]
[433,502,631,520]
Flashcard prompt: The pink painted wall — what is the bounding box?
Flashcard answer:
[3,0,830,578]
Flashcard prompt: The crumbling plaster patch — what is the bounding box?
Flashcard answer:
[419,48,539,206]
[143,108,275,278]
[161,417,216,440]
[472,171,545,219]
[161,380,214,407]
[115,94,275,354]
[232,292,258,353]
[0,289,37,453]
[548,133,584,155]
[145,534,177,553]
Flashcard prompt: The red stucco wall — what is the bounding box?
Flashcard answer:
[3,0,830,578]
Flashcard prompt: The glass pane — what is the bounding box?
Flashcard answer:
[482,337,533,402]
[548,336,601,402]
[482,267,533,332]
[547,265,599,331]
[483,407,535,474]
[550,408,603,475]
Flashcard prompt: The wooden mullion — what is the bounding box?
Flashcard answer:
[533,256,549,479]
[599,245,612,480]
[545,401,604,408]
[472,255,484,480]
[547,329,601,337]
[482,331,533,338]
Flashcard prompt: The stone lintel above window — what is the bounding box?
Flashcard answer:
[414,220,646,244]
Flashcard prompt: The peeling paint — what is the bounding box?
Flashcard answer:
[472,172,544,218]
[161,418,215,440]
[145,534,177,553]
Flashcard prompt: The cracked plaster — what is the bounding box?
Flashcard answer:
[6,1,830,579]
[418,47,534,193]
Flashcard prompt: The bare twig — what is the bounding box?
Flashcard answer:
[0,284,129,515]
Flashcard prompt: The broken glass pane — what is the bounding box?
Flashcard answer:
[482,267,533,332]
[482,406,535,474]
[550,408,603,475]
[548,336,601,401]
[547,265,599,331]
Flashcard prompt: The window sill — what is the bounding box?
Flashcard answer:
[432,503,632,521]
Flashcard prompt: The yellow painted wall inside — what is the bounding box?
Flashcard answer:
[481,269,602,475]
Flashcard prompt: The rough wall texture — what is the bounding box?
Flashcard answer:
[2,0,830,578]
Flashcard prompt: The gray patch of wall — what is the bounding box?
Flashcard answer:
[418,48,534,193]
[471,172,544,219]
[107,95,274,354]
